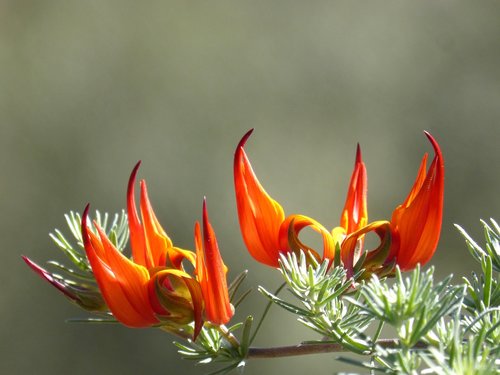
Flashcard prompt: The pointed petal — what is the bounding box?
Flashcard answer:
[127,165,191,270]
[22,256,78,301]
[127,162,150,267]
[139,180,173,268]
[82,205,158,327]
[340,144,368,235]
[234,130,285,267]
[23,256,108,311]
[391,153,428,226]
[197,199,233,325]
[389,132,444,270]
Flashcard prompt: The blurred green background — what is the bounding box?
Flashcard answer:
[1,1,499,374]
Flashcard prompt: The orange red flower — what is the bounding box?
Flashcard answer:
[234,130,286,267]
[234,130,444,277]
[22,255,107,312]
[81,162,233,337]
[387,132,445,271]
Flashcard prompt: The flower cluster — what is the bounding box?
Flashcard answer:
[23,129,457,375]
[25,162,234,339]
[234,129,444,279]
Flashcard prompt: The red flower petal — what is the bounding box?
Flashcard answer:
[234,130,285,267]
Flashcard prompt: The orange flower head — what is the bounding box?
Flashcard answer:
[234,130,444,279]
[387,131,445,270]
[235,129,337,267]
[81,162,233,338]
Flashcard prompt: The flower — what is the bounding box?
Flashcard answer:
[233,129,286,267]
[234,130,444,278]
[195,199,234,325]
[332,132,444,277]
[81,162,233,337]
[22,255,108,312]
[387,132,445,271]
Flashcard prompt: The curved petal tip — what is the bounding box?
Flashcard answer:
[81,203,91,242]
[128,161,142,192]
[82,204,91,224]
[236,129,254,151]
[423,131,442,158]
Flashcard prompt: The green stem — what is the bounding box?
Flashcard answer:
[249,282,286,345]
[373,321,384,344]
[369,321,385,374]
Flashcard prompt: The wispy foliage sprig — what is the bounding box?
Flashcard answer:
[350,266,464,348]
[259,252,372,354]
[49,210,129,275]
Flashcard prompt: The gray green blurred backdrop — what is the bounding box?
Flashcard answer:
[1,1,499,374]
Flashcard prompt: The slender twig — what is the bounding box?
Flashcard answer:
[249,282,286,345]
[246,339,427,359]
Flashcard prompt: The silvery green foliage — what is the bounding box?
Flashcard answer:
[345,266,465,373]
[175,323,246,372]
[456,219,500,273]
[49,210,129,275]
[457,219,500,313]
[260,252,372,354]
[350,266,464,348]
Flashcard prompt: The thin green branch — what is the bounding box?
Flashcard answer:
[249,282,286,345]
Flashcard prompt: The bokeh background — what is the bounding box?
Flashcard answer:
[1,1,499,374]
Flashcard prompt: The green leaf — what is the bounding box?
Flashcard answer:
[258,286,315,317]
